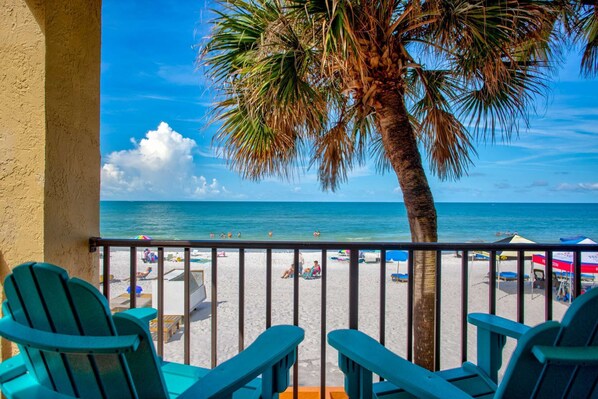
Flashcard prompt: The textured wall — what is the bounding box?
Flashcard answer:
[0,0,47,283]
[0,0,101,290]
[43,0,101,277]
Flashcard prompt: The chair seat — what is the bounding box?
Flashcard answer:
[372,366,495,399]
[0,356,73,399]
[161,361,261,399]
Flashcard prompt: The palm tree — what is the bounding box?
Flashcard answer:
[202,0,556,369]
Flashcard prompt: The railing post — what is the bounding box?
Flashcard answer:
[489,250,497,315]
[211,247,218,368]
[461,250,469,364]
[239,248,245,352]
[320,249,327,399]
[349,249,359,329]
[407,250,414,362]
[293,249,300,399]
[516,250,524,324]
[266,249,272,328]
[102,245,110,299]
[183,247,190,364]
[574,250,582,300]
[435,250,442,371]
[379,249,386,346]
[129,247,137,309]
[157,247,166,356]
[545,251,553,321]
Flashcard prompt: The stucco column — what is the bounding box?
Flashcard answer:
[0,0,100,314]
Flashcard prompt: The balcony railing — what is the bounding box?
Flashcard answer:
[89,238,598,399]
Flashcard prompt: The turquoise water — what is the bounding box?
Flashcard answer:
[100,202,598,243]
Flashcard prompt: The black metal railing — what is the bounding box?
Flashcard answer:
[89,238,598,399]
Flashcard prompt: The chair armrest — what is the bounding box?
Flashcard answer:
[0,354,27,383]
[0,317,140,354]
[328,329,472,399]
[467,313,531,382]
[532,346,598,366]
[120,307,157,324]
[179,325,304,399]
[467,313,531,340]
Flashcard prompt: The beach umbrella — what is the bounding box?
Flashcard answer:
[531,236,598,302]
[135,235,152,240]
[385,250,408,262]
[494,234,536,259]
[532,236,598,274]
[127,285,143,296]
[386,250,409,277]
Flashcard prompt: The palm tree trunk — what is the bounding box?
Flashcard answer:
[375,88,438,371]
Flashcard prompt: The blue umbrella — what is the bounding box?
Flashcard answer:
[386,250,409,281]
[127,285,143,296]
[386,250,408,262]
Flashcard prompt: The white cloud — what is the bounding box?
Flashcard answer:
[101,122,228,199]
[555,182,598,192]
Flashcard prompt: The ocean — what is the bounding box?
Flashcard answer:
[100,202,598,243]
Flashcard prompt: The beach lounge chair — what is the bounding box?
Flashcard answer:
[0,262,304,399]
[329,285,598,399]
[497,271,529,281]
[136,266,152,279]
[302,268,319,279]
[390,273,408,282]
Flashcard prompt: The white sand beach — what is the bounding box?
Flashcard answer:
[102,249,571,386]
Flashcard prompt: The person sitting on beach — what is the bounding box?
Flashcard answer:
[142,248,151,262]
[281,264,295,279]
[136,266,152,279]
[312,260,321,276]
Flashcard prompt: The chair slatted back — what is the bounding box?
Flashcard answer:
[541,286,598,398]
[497,287,598,399]
[2,262,168,398]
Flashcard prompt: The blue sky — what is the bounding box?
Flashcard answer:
[100,1,598,203]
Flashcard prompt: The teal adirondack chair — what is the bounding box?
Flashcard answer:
[0,262,304,399]
[329,287,598,399]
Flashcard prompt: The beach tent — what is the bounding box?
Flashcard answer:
[494,234,536,259]
[531,236,598,274]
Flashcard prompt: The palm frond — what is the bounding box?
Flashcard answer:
[577,3,598,77]
[457,66,547,141]
[311,120,354,191]
[215,94,300,181]
[409,68,475,180]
